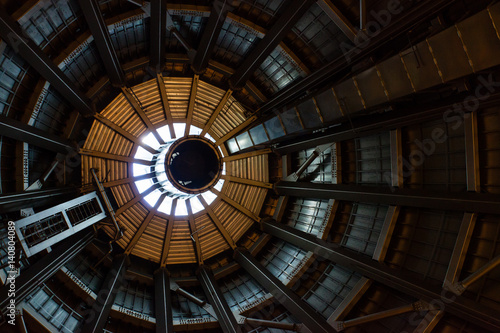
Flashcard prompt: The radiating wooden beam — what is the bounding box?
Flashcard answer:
[94,113,158,154]
[187,199,203,265]
[211,188,260,222]
[115,186,156,216]
[124,195,164,255]
[215,115,258,146]
[201,89,233,136]
[79,149,151,165]
[161,199,177,267]
[222,175,273,189]
[121,87,165,144]
[157,74,176,139]
[199,195,236,249]
[185,75,199,137]
[223,148,272,162]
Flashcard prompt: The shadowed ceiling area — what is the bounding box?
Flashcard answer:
[1,0,500,333]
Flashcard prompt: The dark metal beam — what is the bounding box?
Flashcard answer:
[154,267,174,333]
[82,254,129,333]
[234,248,334,332]
[78,0,125,86]
[258,0,456,114]
[0,187,79,213]
[0,11,94,117]
[275,92,500,154]
[261,220,500,332]
[276,181,500,215]
[0,230,93,314]
[192,1,231,73]
[150,0,167,72]
[0,114,74,154]
[228,0,315,90]
[197,265,242,333]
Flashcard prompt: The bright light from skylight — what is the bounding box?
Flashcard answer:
[142,132,161,150]
[189,125,202,135]
[175,200,188,216]
[190,197,204,214]
[134,146,154,161]
[144,189,162,207]
[214,179,224,191]
[157,125,172,142]
[173,123,186,138]
[158,196,173,215]
[135,179,154,193]
[133,163,150,177]
[201,191,217,205]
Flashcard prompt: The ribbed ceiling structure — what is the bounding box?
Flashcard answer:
[0,0,500,333]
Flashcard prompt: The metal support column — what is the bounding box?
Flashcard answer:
[464,111,480,192]
[192,1,231,73]
[0,114,74,154]
[154,267,174,333]
[150,0,167,73]
[275,181,500,215]
[0,230,94,314]
[234,248,334,333]
[261,220,500,332]
[82,254,129,333]
[229,0,316,90]
[78,0,125,86]
[198,265,242,333]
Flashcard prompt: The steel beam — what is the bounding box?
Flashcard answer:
[275,181,500,215]
[150,0,167,72]
[318,0,357,42]
[229,0,316,90]
[444,213,477,289]
[332,302,426,331]
[0,230,93,314]
[464,111,480,192]
[390,129,403,188]
[78,0,125,86]
[82,254,129,333]
[258,0,456,115]
[261,220,500,332]
[327,277,372,323]
[413,310,444,333]
[192,1,231,73]
[0,187,79,213]
[198,265,242,333]
[0,114,74,154]
[154,267,174,333]
[234,248,334,333]
[372,206,400,262]
[0,12,94,117]
[276,91,500,155]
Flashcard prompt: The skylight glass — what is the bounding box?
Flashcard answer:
[158,196,173,215]
[175,200,188,216]
[190,197,204,214]
[142,132,161,150]
[135,179,154,193]
[201,191,217,205]
[144,189,162,207]
[134,146,154,161]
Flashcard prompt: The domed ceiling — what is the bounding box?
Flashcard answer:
[81,75,270,264]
